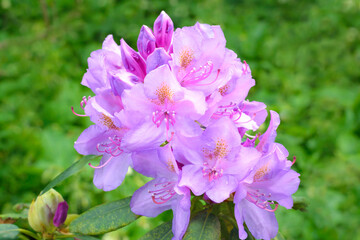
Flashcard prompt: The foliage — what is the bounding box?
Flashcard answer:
[1,0,359,239]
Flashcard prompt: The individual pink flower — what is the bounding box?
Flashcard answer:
[74,90,132,191]
[178,118,261,203]
[118,64,207,150]
[234,111,300,240]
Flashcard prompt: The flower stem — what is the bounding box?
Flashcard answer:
[18,229,41,240]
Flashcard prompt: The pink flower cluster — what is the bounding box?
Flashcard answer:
[73,11,300,240]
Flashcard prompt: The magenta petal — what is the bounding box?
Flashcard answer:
[146,48,171,73]
[137,25,156,60]
[53,201,69,227]
[153,11,174,51]
[93,153,132,191]
[120,38,146,80]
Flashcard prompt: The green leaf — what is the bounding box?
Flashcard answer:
[69,197,139,235]
[40,155,100,195]
[229,227,239,240]
[75,235,100,240]
[0,224,19,240]
[0,212,27,220]
[183,211,220,240]
[139,221,173,240]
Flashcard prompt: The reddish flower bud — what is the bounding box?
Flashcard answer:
[137,25,156,60]
[120,39,146,80]
[153,11,174,51]
[53,201,69,227]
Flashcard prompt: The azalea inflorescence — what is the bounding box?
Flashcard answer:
[73,11,300,240]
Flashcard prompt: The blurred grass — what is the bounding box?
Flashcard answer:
[0,0,360,239]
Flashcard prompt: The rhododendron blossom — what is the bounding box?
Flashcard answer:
[73,11,300,240]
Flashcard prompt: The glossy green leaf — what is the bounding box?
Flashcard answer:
[139,221,173,240]
[183,211,220,240]
[69,197,139,235]
[75,235,100,240]
[40,155,100,195]
[0,224,19,240]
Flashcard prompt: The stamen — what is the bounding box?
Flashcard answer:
[96,136,123,157]
[202,163,224,182]
[71,106,87,117]
[242,60,250,75]
[89,156,114,169]
[292,156,296,165]
[181,61,220,87]
[72,96,91,117]
[152,110,176,130]
[265,203,279,212]
[246,190,278,212]
[148,181,177,204]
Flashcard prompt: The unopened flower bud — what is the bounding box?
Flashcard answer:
[137,25,156,60]
[153,11,173,51]
[120,38,146,80]
[28,189,65,233]
[53,201,69,227]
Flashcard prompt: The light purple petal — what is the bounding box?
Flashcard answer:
[178,165,213,196]
[143,64,183,101]
[132,147,179,178]
[109,70,139,96]
[121,120,166,151]
[130,178,175,217]
[241,199,278,240]
[171,190,191,240]
[234,200,248,240]
[223,146,261,179]
[102,34,121,55]
[74,125,108,155]
[203,117,242,150]
[146,48,171,73]
[256,111,280,153]
[174,88,207,118]
[205,175,238,203]
[93,153,132,191]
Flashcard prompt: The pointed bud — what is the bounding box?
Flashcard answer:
[53,201,69,227]
[28,189,64,233]
[153,11,174,51]
[120,39,146,80]
[137,25,156,60]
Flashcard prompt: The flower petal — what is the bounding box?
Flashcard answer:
[93,153,132,191]
[130,178,175,217]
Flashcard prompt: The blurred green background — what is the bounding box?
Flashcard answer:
[1,0,360,239]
